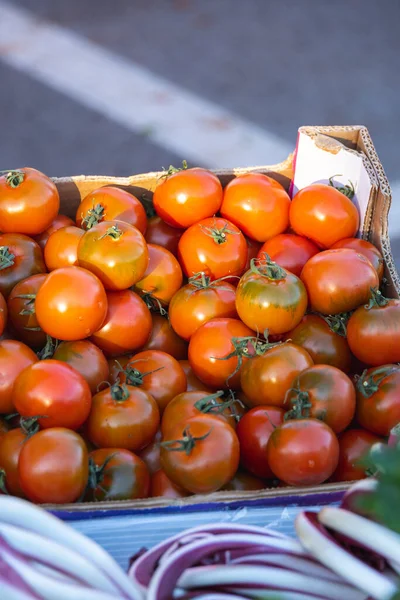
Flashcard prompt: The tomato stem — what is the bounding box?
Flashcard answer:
[81,203,105,230]
[250,254,286,281]
[37,334,60,360]
[87,453,118,501]
[318,312,350,337]
[284,387,312,420]
[15,293,36,316]
[160,426,211,455]
[188,272,238,293]
[0,170,25,188]
[119,361,165,387]
[97,224,123,241]
[357,365,400,398]
[110,382,130,402]
[159,160,188,179]
[328,174,355,199]
[139,292,168,316]
[19,415,47,437]
[0,469,9,495]
[200,221,240,245]
[0,246,15,271]
[364,287,389,310]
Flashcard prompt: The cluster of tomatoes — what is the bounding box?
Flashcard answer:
[0,164,399,506]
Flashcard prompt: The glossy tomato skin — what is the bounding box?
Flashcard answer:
[0,292,7,338]
[135,244,182,304]
[331,238,384,281]
[145,216,182,256]
[240,343,313,408]
[35,266,108,341]
[0,428,27,497]
[18,428,88,504]
[90,290,152,356]
[267,419,339,486]
[243,237,263,273]
[289,183,359,248]
[76,186,147,234]
[179,360,212,392]
[86,448,150,501]
[356,365,400,436]
[236,406,284,479]
[0,340,38,413]
[139,313,188,360]
[0,168,59,235]
[35,214,75,250]
[258,234,319,277]
[138,430,162,474]
[301,249,379,315]
[169,279,238,341]
[160,415,240,494]
[332,429,383,482]
[188,318,254,390]
[44,226,85,271]
[77,220,148,290]
[7,274,47,349]
[0,234,46,299]
[153,168,223,229]
[287,365,356,434]
[12,359,92,430]
[222,470,265,491]
[221,173,290,242]
[150,469,190,499]
[286,314,352,372]
[87,384,160,451]
[53,340,109,394]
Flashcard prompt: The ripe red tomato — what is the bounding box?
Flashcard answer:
[240,343,313,408]
[35,214,75,250]
[331,238,384,281]
[356,364,400,436]
[332,429,383,482]
[236,256,308,335]
[258,233,319,277]
[301,249,379,315]
[85,448,150,501]
[0,340,38,413]
[222,470,265,491]
[87,382,160,451]
[76,186,147,234]
[145,216,182,256]
[289,183,359,248]
[90,290,152,356]
[18,428,88,504]
[188,318,254,390]
[135,244,182,304]
[138,430,162,474]
[0,233,46,299]
[286,365,356,434]
[150,469,190,499]
[0,428,27,497]
[267,419,339,485]
[169,274,237,341]
[178,217,247,280]
[139,313,188,360]
[286,314,352,373]
[179,360,212,392]
[35,266,108,341]
[0,291,7,338]
[53,340,109,395]
[160,414,240,494]
[44,226,85,271]
[12,359,92,430]
[153,167,223,229]
[236,406,284,479]
[77,221,148,290]
[0,168,59,235]
[220,173,290,242]
[7,274,47,349]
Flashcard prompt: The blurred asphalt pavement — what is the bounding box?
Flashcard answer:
[1,0,399,265]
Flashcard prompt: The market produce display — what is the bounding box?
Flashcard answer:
[0,165,398,506]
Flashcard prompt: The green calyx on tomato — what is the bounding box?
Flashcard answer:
[86,453,117,500]
[188,272,238,292]
[364,287,390,310]
[138,291,167,316]
[1,170,25,189]
[328,174,355,199]
[0,246,15,270]
[318,312,351,337]
[117,360,165,387]
[199,221,240,245]
[37,334,60,360]
[109,382,130,402]
[356,365,400,398]
[15,293,36,316]
[250,253,286,281]
[19,415,48,438]
[194,390,241,418]
[159,160,188,179]
[160,425,210,456]
[97,224,123,241]
[81,203,105,230]
[284,388,313,421]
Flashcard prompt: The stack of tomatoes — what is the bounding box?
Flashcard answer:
[0,165,398,505]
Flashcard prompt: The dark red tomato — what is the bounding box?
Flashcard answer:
[90,290,152,356]
[35,266,108,341]
[160,414,240,494]
[0,418,8,440]
[138,430,162,475]
[44,226,85,271]
[0,340,38,414]
[240,343,313,408]
[139,314,188,360]
[145,216,183,256]
[108,355,131,385]
[52,340,109,395]
[286,365,356,434]
[169,275,237,341]
[0,233,46,298]
[220,173,290,242]
[12,359,92,431]
[289,183,359,249]
[7,274,47,349]
[135,244,182,304]
[117,350,187,413]
[18,428,88,504]
[356,364,400,436]
[267,419,339,486]
[0,168,59,235]
[301,249,379,315]
[35,214,75,250]
[77,221,148,290]
[258,234,319,277]
[332,429,383,482]
[87,382,160,451]
[286,314,352,373]
[76,186,147,234]
[221,470,265,491]
[179,360,212,392]
[236,406,284,479]
[0,291,7,338]
[153,167,223,229]
[0,428,27,497]
[243,237,263,273]
[178,217,247,280]
[150,469,190,499]
[331,238,384,281]
[236,256,308,335]
[86,448,150,501]
[188,318,254,390]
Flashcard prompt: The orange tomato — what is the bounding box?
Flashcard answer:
[135,244,182,304]
[331,237,384,281]
[258,233,319,277]
[44,226,85,270]
[35,214,75,250]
